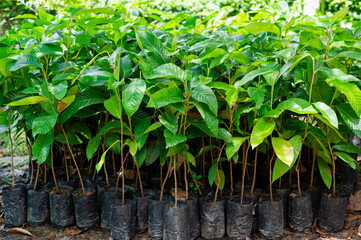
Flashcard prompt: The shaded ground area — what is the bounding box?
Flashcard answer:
[1,156,361,239]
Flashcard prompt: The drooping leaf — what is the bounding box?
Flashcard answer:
[8,96,50,106]
[135,146,147,167]
[313,102,338,129]
[134,117,150,149]
[125,138,137,156]
[190,85,218,115]
[159,111,178,135]
[164,129,186,148]
[336,104,361,138]
[122,79,146,117]
[272,137,294,166]
[250,117,276,149]
[208,163,218,186]
[214,169,225,191]
[33,132,53,164]
[226,137,248,160]
[54,132,83,145]
[335,151,359,170]
[104,95,121,119]
[318,158,332,189]
[235,68,273,88]
[146,142,159,166]
[86,137,100,160]
[277,98,317,114]
[32,114,58,137]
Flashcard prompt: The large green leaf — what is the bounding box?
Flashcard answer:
[159,111,178,135]
[272,135,302,182]
[318,67,359,82]
[192,102,218,136]
[8,96,50,106]
[60,87,106,123]
[272,137,294,166]
[214,169,225,191]
[235,68,273,88]
[335,151,359,170]
[190,85,218,115]
[49,81,67,100]
[326,79,361,117]
[145,142,159,166]
[246,22,280,37]
[33,132,53,164]
[208,163,218,186]
[318,158,332,189]
[32,114,58,137]
[10,54,42,71]
[336,104,361,138]
[104,95,121,119]
[147,87,184,108]
[164,129,186,148]
[96,140,120,172]
[31,44,63,57]
[147,63,188,82]
[226,137,248,161]
[135,146,147,167]
[333,142,361,155]
[250,117,276,149]
[135,30,170,66]
[337,51,361,61]
[313,102,338,129]
[54,132,83,145]
[332,7,349,23]
[122,79,146,117]
[277,98,317,114]
[86,137,100,160]
[125,138,137,156]
[134,117,150,149]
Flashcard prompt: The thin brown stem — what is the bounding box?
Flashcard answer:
[173,155,178,207]
[184,161,188,200]
[44,163,47,184]
[116,151,129,193]
[214,142,227,202]
[8,109,14,188]
[63,144,69,182]
[112,152,116,177]
[25,132,33,184]
[33,163,40,190]
[269,151,275,202]
[310,149,317,189]
[50,143,58,191]
[229,159,233,196]
[241,143,250,204]
[160,160,173,202]
[251,147,258,195]
[60,124,85,193]
[92,148,101,181]
[133,156,144,198]
[101,143,109,186]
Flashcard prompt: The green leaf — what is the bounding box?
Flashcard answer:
[277,98,317,114]
[166,142,185,157]
[332,7,349,23]
[96,140,120,172]
[135,146,147,167]
[134,117,150,149]
[336,104,361,138]
[164,129,186,148]
[184,151,196,166]
[54,132,83,145]
[337,51,361,61]
[226,137,248,160]
[33,132,53,164]
[335,151,359,170]
[104,95,121,119]
[10,55,42,71]
[125,138,137,156]
[135,30,170,66]
[208,163,218,186]
[147,63,188,82]
[318,67,359,82]
[49,81,67,100]
[235,68,273,88]
[246,22,280,37]
[7,96,50,106]
[31,44,63,57]
[12,14,38,19]
[313,102,338,129]
[32,114,58,137]
[86,137,100,160]
[250,117,276,149]
[318,158,332,189]
[272,135,302,182]
[333,142,361,155]
[159,111,178,135]
[191,85,218,115]
[145,142,159,166]
[192,102,218,136]
[58,95,75,112]
[248,86,265,107]
[147,87,184,108]
[230,50,249,66]
[72,121,91,139]
[272,137,294,166]
[144,122,163,134]
[326,79,361,117]
[214,169,225,191]
[122,79,146,117]
[217,128,232,143]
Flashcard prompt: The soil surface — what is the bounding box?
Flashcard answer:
[1,155,361,239]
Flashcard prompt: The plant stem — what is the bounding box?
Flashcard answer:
[33,163,40,190]
[112,152,116,177]
[184,161,188,200]
[269,151,275,202]
[241,142,250,204]
[50,143,59,191]
[160,160,173,202]
[116,151,129,193]
[310,149,316,189]
[326,127,337,197]
[229,160,233,196]
[60,124,85,194]
[8,108,14,188]
[214,142,227,202]
[101,143,109,186]
[251,147,258,195]
[25,129,33,184]
[173,155,178,207]
[133,155,144,198]
[44,163,47,184]
[63,144,69,182]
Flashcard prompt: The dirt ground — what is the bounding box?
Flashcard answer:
[1,156,361,240]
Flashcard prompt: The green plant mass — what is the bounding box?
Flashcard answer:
[0,1,361,237]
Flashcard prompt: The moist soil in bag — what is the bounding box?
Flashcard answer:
[49,186,74,228]
[72,188,99,229]
[258,194,284,240]
[111,199,137,240]
[274,188,290,228]
[200,194,226,240]
[163,201,189,240]
[226,196,253,240]
[27,187,49,226]
[288,191,313,232]
[2,185,27,227]
[318,194,347,232]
